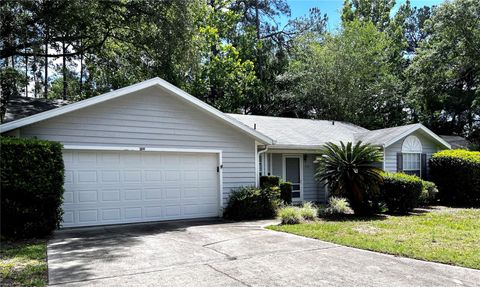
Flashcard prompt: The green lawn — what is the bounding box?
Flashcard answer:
[268,207,480,269]
[0,240,47,287]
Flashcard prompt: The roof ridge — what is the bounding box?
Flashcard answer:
[227,113,366,127]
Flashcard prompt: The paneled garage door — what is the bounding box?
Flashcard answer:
[62,150,219,227]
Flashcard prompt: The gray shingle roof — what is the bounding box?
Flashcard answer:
[3,96,70,123]
[228,114,368,148]
[354,124,420,146]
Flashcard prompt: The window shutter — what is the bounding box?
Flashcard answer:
[421,153,427,179]
[396,153,403,172]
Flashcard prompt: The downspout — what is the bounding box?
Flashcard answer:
[256,145,270,187]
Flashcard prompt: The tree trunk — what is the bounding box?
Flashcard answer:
[44,27,48,99]
[62,39,67,100]
[254,0,263,79]
[208,0,219,105]
[33,55,37,98]
[349,182,370,215]
[79,40,84,94]
[25,55,28,97]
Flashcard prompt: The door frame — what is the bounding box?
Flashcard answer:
[282,154,304,202]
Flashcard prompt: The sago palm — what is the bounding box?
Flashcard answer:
[315,141,383,215]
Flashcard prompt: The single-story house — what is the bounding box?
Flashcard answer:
[0,78,451,227]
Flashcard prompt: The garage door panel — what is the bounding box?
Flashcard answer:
[123,170,142,182]
[102,208,121,221]
[101,189,121,202]
[101,171,121,182]
[78,190,98,203]
[61,150,219,227]
[78,209,98,223]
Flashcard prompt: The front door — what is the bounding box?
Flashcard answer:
[283,155,303,202]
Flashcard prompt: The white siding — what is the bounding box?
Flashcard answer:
[19,86,256,205]
[384,130,443,173]
[270,153,326,203]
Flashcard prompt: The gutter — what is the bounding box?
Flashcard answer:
[256,145,270,186]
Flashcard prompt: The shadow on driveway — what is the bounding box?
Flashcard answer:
[48,218,230,285]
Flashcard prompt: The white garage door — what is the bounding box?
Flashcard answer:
[62,150,220,227]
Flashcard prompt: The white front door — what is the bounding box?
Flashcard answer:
[283,155,303,202]
[62,150,220,227]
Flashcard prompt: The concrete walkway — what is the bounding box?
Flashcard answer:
[47,219,480,286]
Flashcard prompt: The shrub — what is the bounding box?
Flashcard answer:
[279,181,293,204]
[299,202,317,220]
[429,149,480,206]
[319,197,353,217]
[1,137,64,238]
[223,186,280,220]
[278,206,303,224]
[419,180,439,206]
[380,172,423,214]
[260,176,280,189]
[316,141,383,215]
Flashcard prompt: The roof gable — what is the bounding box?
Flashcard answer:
[0,78,273,144]
[355,124,451,149]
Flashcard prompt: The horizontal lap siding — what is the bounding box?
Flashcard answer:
[303,154,325,203]
[19,86,256,205]
[384,130,441,173]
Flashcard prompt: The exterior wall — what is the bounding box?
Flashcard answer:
[269,153,326,203]
[384,130,443,174]
[18,86,257,205]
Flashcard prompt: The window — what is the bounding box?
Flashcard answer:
[401,135,423,177]
[258,154,263,177]
[403,153,421,176]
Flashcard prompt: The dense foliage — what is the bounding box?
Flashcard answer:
[318,197,353,217]
[419,180,439,206]
[0,137,64,238]
[1,0,478,141]
[429,150,480,206]
[223,186,280,220]
[260,176,280,188]
[278,202,317,224]
[315,141,383,215]
[279,181,293,205]
[380,172,424,214]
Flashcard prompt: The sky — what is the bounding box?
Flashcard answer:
[284,0,447,31]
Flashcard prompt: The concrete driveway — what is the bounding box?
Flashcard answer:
[47,219,480,287]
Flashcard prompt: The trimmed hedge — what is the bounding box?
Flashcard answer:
[223,186,280,220]
[429,149,480,206]
[260,176,280,188]
[279,181,293,204]
[1,137,64,238]
[380,172,423,214]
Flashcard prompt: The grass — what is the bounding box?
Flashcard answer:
[268,206,480,269]
[0,239,47,286]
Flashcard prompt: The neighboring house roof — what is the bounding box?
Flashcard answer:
[3,96,70,123]
[439,135,470,149]
[0,78,274,144]
[355,123,451,149]
[228,114,368,149]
